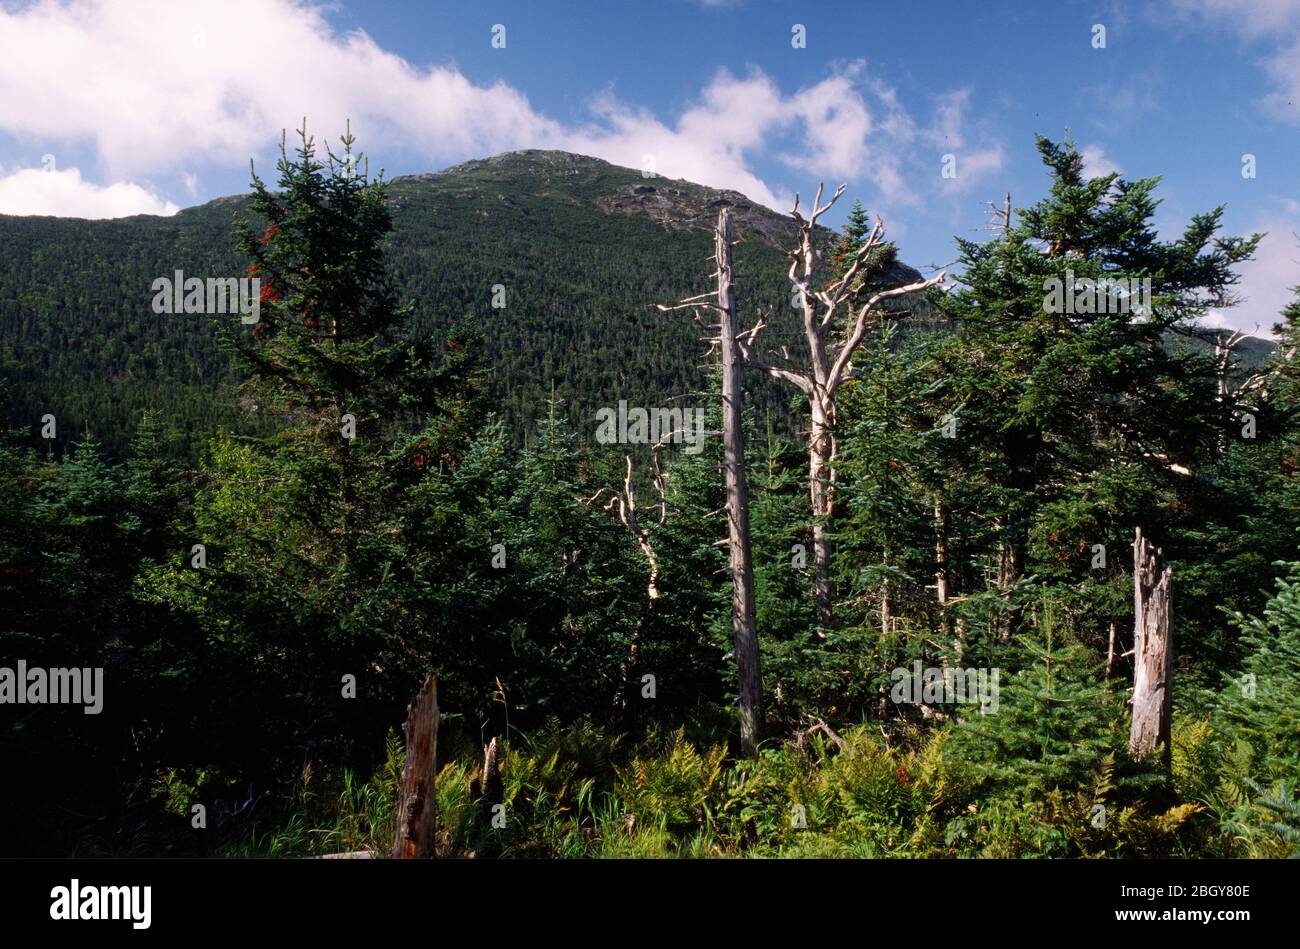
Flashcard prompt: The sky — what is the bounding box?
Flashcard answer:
[1,0,1298,334]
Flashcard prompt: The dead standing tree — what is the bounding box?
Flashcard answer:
[581,453,666,710]
[658,208,762,754]
[735,184,946,623]
[1212,328,1269,453]
[1130,528,1173,769]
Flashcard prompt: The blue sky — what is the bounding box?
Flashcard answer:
[1,0,1298,332]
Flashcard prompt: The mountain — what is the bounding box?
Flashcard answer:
[0,149,1267,457]
[0,150,932,457]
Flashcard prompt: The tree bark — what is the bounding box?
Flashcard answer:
[994,515,1022,642]
[717,209,763,755]
[1104,621,1118,680]
[934,494,952,645]
[391,673,439,858]
[1130,529,1172,768]
[934,496,949,606]
[582,456,661,710]
[879,573,892,636]
[809,402,835,624]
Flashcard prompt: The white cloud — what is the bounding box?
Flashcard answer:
[923,88,1005,196]
[569,70,790,209]
[0,0,987,217]
[1168,0,1300,40]
[928,88,971,149]
[0,166,177,217]
[0,0,564,179]
[1083,75,1161,126]
[1081,144,1123,179]
[1206,215,1300,336]
[933,145,1006,198]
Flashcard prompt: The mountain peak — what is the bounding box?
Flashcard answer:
[390,149,829,254]
[393,149,615,184]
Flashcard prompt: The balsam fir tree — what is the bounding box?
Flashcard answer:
[150,125,481,771]
[934,137,1260,661]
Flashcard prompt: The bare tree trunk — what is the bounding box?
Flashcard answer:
[809,403,835,624]
[934,497,949,605]
[996,531,1021,589]
[934,495,951,645]
[1215,330,1248,455]
[879,534,893,636]
[657,209,764,753]
[731,184,944,628]
[582,456,662,709]
[993,515,1022,643]
[717,210,762,755]
[879,573,892,636]
[1104,621,1118,680]
[391,674,439,858]
[1130,529,1172,768]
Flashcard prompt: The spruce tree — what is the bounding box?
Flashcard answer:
[151,125,479,770]
[934,137,1261,659]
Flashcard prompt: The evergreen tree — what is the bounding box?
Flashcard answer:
[1215,560,1300,785]
[933,137,1261,663]
[830,200,897,287]
[150,125,481,774]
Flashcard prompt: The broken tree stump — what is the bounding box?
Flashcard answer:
[481,736,502,807]
[1129,529,1172,768]
[391,673,439,858]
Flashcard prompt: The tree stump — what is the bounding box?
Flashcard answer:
[391,674,439,858]
[1130,530,1172,768]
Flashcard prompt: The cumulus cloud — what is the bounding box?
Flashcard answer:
[1081,144,1123,179]
[566,70,791,209]
[0,0,563,178]
[0,166,177,217]
[1083,75,1161,126]
[1205,215,1300,336]
[924,88,1005,196]
[1168,0,1300,40]
[0,0,994,217]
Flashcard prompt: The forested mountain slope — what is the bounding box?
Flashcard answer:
[0,150,938,457]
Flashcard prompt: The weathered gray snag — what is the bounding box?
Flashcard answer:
[734,184,944,623]
[1130,529,1172,767]
[1105,621,1119,681]
[717,210,763,755]
[934,494,951,643]
[391,673,439,858]
[656,209,762,754]
[581,455,663,708]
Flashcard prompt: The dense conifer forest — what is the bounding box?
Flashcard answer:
[2,128,1298,861]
